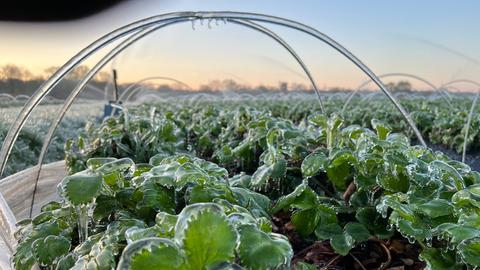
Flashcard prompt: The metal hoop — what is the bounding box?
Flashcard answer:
[438,79,480,163]
[342,72,451,115]
[119,76,193,102]
[0,11,426,250]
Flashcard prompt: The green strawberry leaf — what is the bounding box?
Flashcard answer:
[301,151,327,177]
[32,235,71,266]
[237,224,293,270]
[118,238,186,270]
[61,171,102,205]
[457,237,480,267]
[175,203,237,269]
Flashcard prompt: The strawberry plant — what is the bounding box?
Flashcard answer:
[12,100,480,269]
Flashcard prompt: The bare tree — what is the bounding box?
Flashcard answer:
[0,64,33,81]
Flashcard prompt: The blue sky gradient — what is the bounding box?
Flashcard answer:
[0,0,479,89]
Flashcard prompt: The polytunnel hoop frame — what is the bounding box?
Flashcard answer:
[31,16,329,219]
[0,11,427,251]
[0,94,15,102]
[119,76,193,103]
[119,18,327,105]
[437,79,480,163]
[341,72,452,116]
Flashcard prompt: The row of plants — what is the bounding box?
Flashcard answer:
[13,100,480,269]
[262,96,480,155]
[0,103,101,176]
[2,96,479,177]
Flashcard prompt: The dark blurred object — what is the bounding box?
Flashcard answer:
[0,0,127,21]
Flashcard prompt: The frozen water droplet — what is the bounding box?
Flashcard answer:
[456,253,463,264]
[408,235,416,244]
[426,237,433,247]
[191,19,196,30]
[381,207,388,218]
[76,204,90,243]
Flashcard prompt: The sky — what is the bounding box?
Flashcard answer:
[1,0,480,90]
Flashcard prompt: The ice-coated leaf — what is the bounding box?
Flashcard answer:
[149,153,171,166]
[344,222,370,242]
[155,212,178,237]
[60,170,102,205]
[326,150,355,190]
[376,171,409,193]
[125,226,171,244]
[32,235,71,265]
[55,253,76,270]
[419,248,462,270]
[193,158,229,180]
[144,163,178,188]
[457,237,480,267]
[330,233,354,256]
[117,238,186,270]
[371,119,391,140]
[301,151,327,177]
[452,184,480,208]
[135,180,176,218]
[429,160,466,191]
[314,223,342,240]
[394,215,432,240]
[327,114,343,149]
[416,199,453,218]
[308,114,327,128]
[271,183,308,213]
[237,224,293,270]
[271,158,287,179]
[175,162,211,187]
[355,207,392,239]
[133,163,153,177]
[227,212,257,228]
[251,164,273,187]
[187,183,235,204]
[291,208,320,236]
[86,157,117,171]
[435,223,480,243]
[14,222,63,270]
[96,158,134,174]
[229,173,251,188]
[231,187,271,218]
[175,203,237,269]
[295,262,318,270]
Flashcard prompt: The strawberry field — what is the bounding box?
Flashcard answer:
[8,95,480,269]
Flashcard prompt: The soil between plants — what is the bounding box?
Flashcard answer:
[273,212,426,270]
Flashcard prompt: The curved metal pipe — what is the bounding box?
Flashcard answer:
[28,21,184,219]
[0,12,427,181]
[123,85,145,103]
[228,19,325,113]
[342,73,449,115]
[0,93,15,101]
[119,76,193,102]
[438,79,480,90]
[30,15,329,219]
[122,18,326,111]
[0,13,427,249]
[438,79,480,163]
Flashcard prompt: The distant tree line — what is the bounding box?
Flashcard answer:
[0,64,110,99]
[0,63,416,100]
